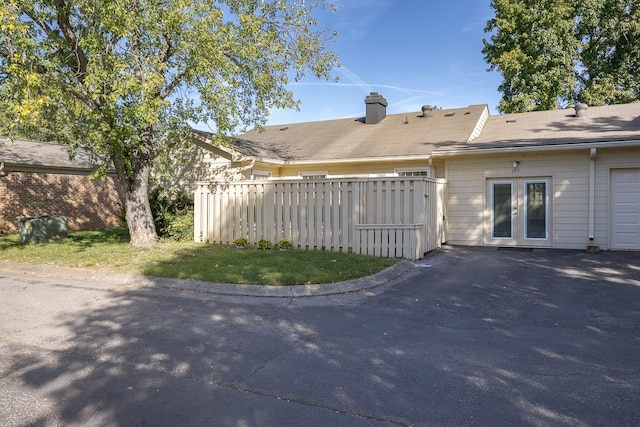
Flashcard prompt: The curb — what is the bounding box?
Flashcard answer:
[0,260,415,298]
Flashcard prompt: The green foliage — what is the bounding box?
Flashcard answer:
[276,239,293,249]
[233,238,249,248]
[147,184,194,241]
[484,0,640,113]
[0,0,339,245]
[257,239,273,250]
[162,210,194,242]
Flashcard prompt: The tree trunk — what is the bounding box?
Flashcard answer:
[119,162,159,247]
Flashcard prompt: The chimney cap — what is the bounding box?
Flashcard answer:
[365,92,387,107]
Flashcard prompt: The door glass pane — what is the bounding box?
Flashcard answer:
[526,182,546,239]
[493,183,512,238]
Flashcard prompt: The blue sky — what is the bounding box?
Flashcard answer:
[265,0,503,126]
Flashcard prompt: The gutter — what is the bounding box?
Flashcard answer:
[589,148,596,240]
[235,154,435,166]
[430,138,640,158]
[280,154,434,166]
[2,163,117,176]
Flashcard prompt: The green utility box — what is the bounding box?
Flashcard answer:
[18,215,68,243]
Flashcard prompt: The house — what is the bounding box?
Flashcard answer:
[433,102,640,251]
[194,93,488,181]
[195,93,640,253]
[0,138,123,234]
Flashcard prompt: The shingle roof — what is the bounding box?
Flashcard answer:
[227,102,640,161]
[440,102,640,153]
[0,138,96,170]
[231,104,489,162]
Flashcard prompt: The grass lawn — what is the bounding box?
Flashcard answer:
[0,228,397,286]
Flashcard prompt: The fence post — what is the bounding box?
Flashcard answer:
[264,182,275,243]
[193,184,203,242]
[209,183,219,243]
[352,180,361,254]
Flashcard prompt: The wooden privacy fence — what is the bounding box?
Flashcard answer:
[194,177,447,260]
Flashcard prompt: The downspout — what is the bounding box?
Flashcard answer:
[588,148,596,240]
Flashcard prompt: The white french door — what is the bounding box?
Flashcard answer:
[487,178,552,247]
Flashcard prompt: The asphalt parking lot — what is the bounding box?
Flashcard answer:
[1,245,639,426]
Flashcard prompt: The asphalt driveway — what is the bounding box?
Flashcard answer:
[1,246,639,426]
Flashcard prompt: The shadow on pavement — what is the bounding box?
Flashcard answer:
[2,246,639,425]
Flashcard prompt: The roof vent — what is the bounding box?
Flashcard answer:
[575,103,588,117]
[365,92,387,124]
[421,105,435,117]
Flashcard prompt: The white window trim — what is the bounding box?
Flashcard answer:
[251,170,272,180]
[490,180,514,240]
[299,171,329,179]
[523,179,549,241]
[394,167,431,177]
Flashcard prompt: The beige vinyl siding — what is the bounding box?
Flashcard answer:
[444,160,490,245]
[276,159,438,179]
[445,150,593,248]
[593,146,640,250]
[155,143,237,192]
[432,164,445,178]
[213,158,446,182]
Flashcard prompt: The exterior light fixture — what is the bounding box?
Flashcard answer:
[512,161,520,168]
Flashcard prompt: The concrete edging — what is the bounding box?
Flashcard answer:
[0,259,415,298]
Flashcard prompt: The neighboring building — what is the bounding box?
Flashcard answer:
[196,94,640,252]
[153,135,241,193]
[0,138,123,234]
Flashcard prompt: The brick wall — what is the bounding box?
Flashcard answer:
[0,170,123,234]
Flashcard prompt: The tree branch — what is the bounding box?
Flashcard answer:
[22,8,53,34]
[160,33,172,65]
[159,71,186,100]
[52,0,89,80]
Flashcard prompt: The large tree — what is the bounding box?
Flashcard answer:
[483,0,640,113]
[0,0,338,246]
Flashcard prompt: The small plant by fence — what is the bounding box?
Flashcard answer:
[194,177,447,260]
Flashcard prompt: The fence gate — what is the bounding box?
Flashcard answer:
[194,177,447,260]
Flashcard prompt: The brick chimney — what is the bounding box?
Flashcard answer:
[365,92,387,124]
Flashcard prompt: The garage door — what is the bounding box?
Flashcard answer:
[611,169,640,249]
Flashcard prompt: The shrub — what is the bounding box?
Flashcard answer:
[233,238,249,248]
[163,210,194,242]
[147,184,194,241]
[257,239,272,250]
[276,239,293,249]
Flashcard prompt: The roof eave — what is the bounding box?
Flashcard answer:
[251,154,435,166]
[190,135,236,161]
[236,156,286,165]
[431,139,640,158]
[2,162,116,175]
